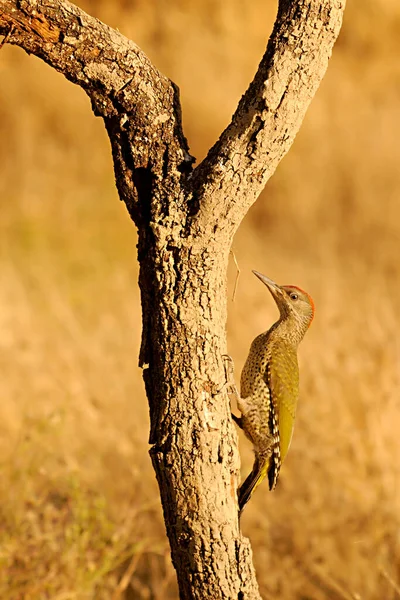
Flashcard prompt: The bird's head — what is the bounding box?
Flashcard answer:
[253,270,314,334]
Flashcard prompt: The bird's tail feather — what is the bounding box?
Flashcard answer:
[238,456,270,514]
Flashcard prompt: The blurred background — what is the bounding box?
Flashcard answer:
[1,0,400,598]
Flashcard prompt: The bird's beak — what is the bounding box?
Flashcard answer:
[252,270,283,302]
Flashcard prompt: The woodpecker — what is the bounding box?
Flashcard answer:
[233,270,314,514]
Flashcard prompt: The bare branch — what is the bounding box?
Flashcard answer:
[0,0,166,115]
[0,0,193,220]
[190,0,346,238]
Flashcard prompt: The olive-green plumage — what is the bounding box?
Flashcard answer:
[235,271,314,513]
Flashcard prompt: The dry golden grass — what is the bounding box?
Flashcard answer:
[1,0,400,598]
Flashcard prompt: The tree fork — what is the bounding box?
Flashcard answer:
[0,0,346,597]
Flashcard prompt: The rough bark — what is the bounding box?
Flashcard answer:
[0,0,345,598]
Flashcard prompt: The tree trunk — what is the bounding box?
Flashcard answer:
[0,0,346,597]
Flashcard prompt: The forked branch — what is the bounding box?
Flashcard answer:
[0,0,345,236]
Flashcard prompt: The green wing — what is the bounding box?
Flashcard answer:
[267,343,299,463]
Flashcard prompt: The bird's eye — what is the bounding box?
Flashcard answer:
[289,292,298,301]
